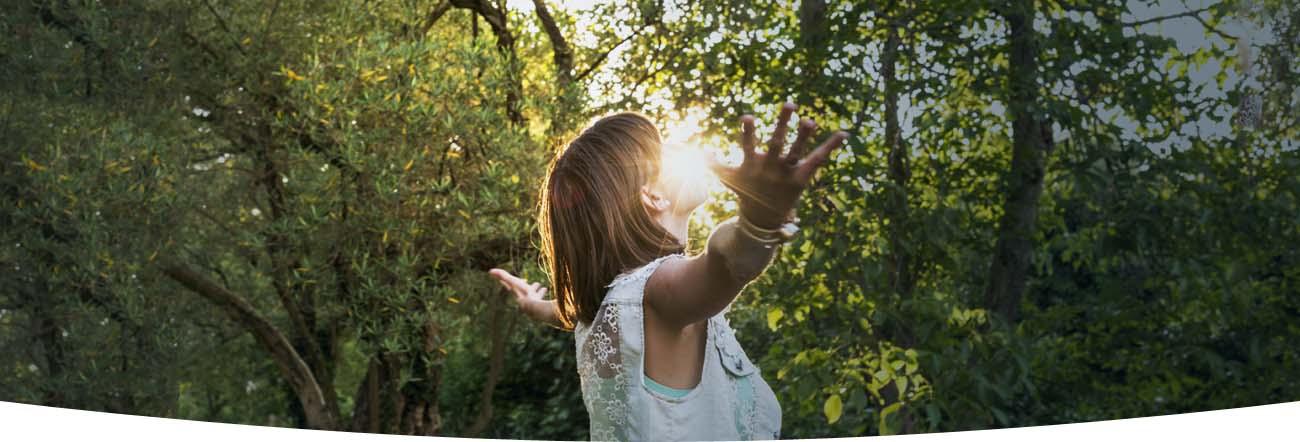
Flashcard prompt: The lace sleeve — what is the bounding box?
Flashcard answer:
[578,304,634,441]
[582,304,623,380]
[577,253,686,441]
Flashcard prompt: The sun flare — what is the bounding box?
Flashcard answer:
[658,109,728,194]
[661,147,714,188]
[654,108,743,233]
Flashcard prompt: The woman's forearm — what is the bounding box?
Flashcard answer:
[643,216,781,328]
[522,299,564,329]
[705,216,779,285]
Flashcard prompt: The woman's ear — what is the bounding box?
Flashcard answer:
[640,185,671,214]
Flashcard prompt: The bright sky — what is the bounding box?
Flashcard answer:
[487,0,1292,237]
[505,0,1291,205]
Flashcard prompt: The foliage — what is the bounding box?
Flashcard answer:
[2,0,1298,439]
[610,0,1300,437]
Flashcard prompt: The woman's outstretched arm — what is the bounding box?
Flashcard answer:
[645,102,848,329]
[489,268,565,329]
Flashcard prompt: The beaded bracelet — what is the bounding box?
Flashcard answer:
[737,214,800,245]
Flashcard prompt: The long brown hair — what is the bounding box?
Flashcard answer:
[539,112,685,330]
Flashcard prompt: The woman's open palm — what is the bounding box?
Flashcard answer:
[707,102,849,228]
[488,268,548,307]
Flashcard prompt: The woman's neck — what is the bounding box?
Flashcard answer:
[658,211,691,248]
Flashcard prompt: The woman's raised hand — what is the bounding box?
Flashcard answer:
[488,268,563,328]
[706,102,849,229]
[488,268,548,309]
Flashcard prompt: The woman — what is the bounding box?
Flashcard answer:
[489,102,847,441]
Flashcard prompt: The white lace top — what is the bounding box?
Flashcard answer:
[573,254,782,441]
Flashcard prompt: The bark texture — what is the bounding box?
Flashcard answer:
[984,0,1054,322]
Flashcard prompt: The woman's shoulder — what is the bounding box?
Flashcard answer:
[601,253,688,304]
[605,252,688,288]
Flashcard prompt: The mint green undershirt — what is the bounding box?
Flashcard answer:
[644,376,693,399]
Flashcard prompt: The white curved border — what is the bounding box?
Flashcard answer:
[1,400,1297,441]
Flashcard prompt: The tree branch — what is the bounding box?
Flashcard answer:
[418,1,456,37]
[202,0,247,56]
[451,0,512,50]
[158,257,339,430]
[1190,12,1238,42]
[450,0,521,123]
[1122,5,1214,28]
[574,22,653,83]
[532,0,573,83]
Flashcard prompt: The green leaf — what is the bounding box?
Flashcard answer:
[824,393,843,424]
[767,307,785,331]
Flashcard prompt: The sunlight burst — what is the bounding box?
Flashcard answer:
[659,108,725,193]
[655,108,740,233]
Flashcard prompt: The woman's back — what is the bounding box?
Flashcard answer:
[574,254,781,441]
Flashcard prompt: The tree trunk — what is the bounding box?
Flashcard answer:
[30,289,66,407]
[344,322,446,435]
[464,293,518,437]
[532,0,581,135]
[983,0,1053,322]
[797,0,828,109]
[876,7,920,433]
[250,144,345,424]
[532,0,573,87]
[880,22,916,307]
